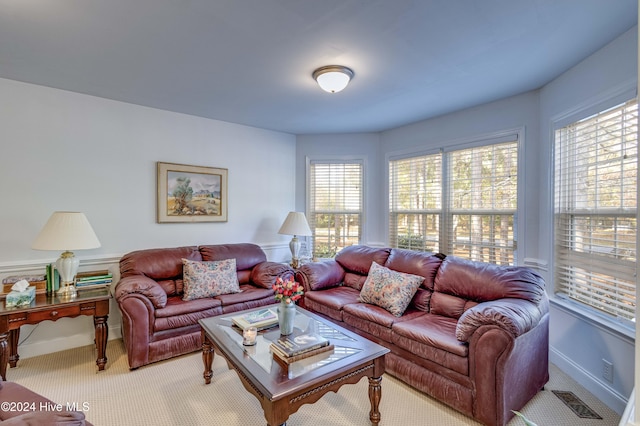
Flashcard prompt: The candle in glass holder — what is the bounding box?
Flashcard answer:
[243,326,257,345]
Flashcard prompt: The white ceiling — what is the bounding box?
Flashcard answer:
[0,0,637,134]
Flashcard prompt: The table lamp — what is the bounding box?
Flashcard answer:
[278,212,312,268]
[32,211,101,298]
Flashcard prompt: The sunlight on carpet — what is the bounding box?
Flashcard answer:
[5,339,621,426]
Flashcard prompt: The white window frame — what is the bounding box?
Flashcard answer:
[551,94,637,327]
[387,128,524,265]
[306,156,365,258]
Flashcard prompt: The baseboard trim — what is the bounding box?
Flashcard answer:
[550,345,628,415]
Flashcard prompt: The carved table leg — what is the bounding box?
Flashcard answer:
[8,329,19,368]
[202,332,214,384]
[368,376,382,425]
[94,315,108,371]
[0,332,7,381]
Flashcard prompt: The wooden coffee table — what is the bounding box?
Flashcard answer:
[199,305,389,426]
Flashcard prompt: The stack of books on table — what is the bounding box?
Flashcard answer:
[75,270,113,290]
[231,308,279,331]
[270,331,334,365]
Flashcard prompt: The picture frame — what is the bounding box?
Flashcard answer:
[157,162,228,223]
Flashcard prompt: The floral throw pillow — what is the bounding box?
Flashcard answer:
[182,258,241,301]
[359,261,424,317]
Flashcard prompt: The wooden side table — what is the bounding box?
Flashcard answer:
[0,288,111,380]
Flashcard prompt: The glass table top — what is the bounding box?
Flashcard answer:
[216,308,362,379]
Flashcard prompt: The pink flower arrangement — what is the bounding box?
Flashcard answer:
[272,276,304,304]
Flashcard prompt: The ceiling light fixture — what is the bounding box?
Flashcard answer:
[312,65,354,93]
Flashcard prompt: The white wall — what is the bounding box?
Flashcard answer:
[538,26,638,414]
[295,26,638,414]
[0,77,296,360]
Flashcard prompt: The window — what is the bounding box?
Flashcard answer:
[448,143,518,264]
[389,153,442,252]
[389,138,518,264]
[554,99,637,321]
[308,161,363,258]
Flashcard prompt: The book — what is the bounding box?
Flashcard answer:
[76,283,111,292]
[76,270,113,281]
[46,263,60,294]
[271,343,335,365]
[231,309,279,330]
[75,279,112,288]
[270,332,330,358]
[75,277,113,286]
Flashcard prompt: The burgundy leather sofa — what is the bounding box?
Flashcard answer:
[115,243,292,369]
[0,381,90,425]
[295,245,549,426]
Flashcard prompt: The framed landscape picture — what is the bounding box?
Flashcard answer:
[157,162,228,223]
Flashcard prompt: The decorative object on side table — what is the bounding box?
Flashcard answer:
[31,211,101,299]
[5,280,35,307]
[278,211,312,268]
[272,276,304,335]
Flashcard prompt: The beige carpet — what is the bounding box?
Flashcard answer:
[6,339,620,425]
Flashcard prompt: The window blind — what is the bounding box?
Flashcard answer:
[389,153,442,252]
[309,161,363,258]
[554,99,637,321]
[447,142,518,265]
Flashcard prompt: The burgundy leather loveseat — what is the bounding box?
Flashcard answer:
[115,243,292,369]
[295,245,549,426]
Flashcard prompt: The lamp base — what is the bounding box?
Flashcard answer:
[57,282,77,299]
[289,235,301,269]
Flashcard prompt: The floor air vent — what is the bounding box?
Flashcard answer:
[552,390,603,419]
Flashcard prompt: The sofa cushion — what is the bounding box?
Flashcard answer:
[343,272,367,291]
[392,314,468,357]
[298,260,345,291]
[430,292,478,319]
[182,258,241,301]
[304,287,360,321]
[344,302,425,327]
[343,304,425,344]
[157,278,185,296]
[215,284,274,306]
[392,314,469,376]
[384,248,445,290]
[155,296,222,318]
[359,262,424,317]
[200,243,267,270]
[434,256,546,303]
[120,246,201,280]
[335,245,391,275]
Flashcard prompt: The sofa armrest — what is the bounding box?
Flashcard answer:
[250,261,294,288]
[114,275,167,309]
[456,298,544,342]
[296,260,345,292]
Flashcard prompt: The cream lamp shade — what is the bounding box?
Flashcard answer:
[32,211,101,298]
[278,212,312,268]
